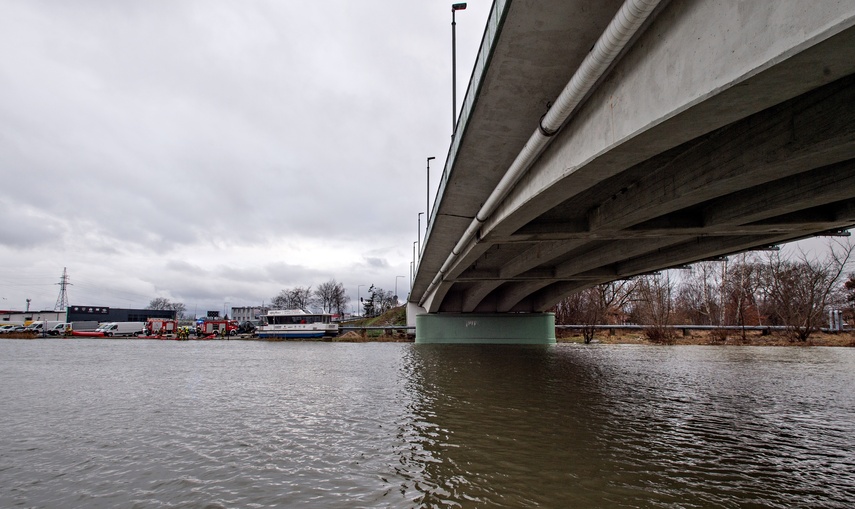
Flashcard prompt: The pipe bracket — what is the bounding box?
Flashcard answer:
[538,112,559,137]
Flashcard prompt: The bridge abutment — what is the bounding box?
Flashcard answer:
[414,312,556,344]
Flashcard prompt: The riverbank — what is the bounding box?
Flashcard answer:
[5,329,855,346]
[556,328,855,347]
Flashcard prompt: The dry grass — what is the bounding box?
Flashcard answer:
[556,328,855,346]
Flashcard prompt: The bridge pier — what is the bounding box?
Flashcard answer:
[413,312,556,344]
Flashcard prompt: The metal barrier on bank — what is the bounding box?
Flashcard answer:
[555,324,849,335]
[336,323,850,336]
[339,326,415,334]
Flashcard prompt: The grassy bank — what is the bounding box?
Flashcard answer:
[556,328,855,347]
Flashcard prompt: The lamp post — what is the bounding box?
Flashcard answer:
[451,3,467,135]
[413,241,418,272]
[418,212,424,255]
[395,275,405,305]
[357,285,365,317]
[426,156,435,224]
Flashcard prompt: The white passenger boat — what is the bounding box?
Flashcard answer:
[256,309,338,339]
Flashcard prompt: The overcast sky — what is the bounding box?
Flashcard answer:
[1,1,843,317]
[0,0,494,315]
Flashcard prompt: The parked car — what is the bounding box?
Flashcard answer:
[238,321,257,334]
[0,324,15,334]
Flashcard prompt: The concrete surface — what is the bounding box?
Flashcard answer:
[412,0,855,319]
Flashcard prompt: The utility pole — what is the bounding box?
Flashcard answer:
[54,267,70,311]
[426,156,436,224]
[451,3,467,136]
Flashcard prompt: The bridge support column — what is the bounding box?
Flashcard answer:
[415,313,556,344]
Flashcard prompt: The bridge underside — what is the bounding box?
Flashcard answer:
[410,1,855,342]
[440,74,855,314]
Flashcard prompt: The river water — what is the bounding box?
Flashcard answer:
[1,339,853,508]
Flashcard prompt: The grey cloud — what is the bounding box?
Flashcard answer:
[0,0,494,312]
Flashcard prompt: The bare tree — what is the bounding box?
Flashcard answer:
[632,272,675,344]
[764,239,854,341]
[723,254,763,340]
[553,286,600,342]
[314,279,348,315]
[315,280,338,313]
[147,297,172,310]
[270,286,315,310]
[147,298,186,319]
[170,302,187,319]
[553,280,636,343]
[674,261,723,325]
[290,286,313,310]
[361,285,395,317]
[843,273,855,324]
[270,290,289,309]
[332,284,349,317]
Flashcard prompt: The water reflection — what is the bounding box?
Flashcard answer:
[397,344,855,508]
[1,340,853,508]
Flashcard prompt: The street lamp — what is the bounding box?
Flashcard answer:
[452,3,467,135]
[426,156,435,224]
[418,212,424,255]
[413,241,418,272]
[357,285,366,317]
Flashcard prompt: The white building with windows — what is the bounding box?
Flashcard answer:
[231,306,269,323]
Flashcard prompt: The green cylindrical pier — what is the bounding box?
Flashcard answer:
[415,313,556,344]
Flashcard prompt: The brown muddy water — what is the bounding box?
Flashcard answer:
[1,338,853,508]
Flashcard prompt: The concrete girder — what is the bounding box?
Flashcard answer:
[495,280,554,313]
[527,281,599,313]
[540,159,855,238]
[422,236,493,312]
[494,223,850,242]
[462,281,504,313]
[614,234,801,280]
[477,76,855,296]
[526,233,804,312]
[456,268,555,281]
[497,240,588,279]
[702,159,855,227]
[479,11,855,244]
[553,236,692,279]
[751,198,855,228]
[585,78,855,233]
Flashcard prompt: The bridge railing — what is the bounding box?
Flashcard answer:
[424,0,511,259]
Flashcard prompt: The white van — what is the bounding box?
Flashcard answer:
[25,321,65,334]
[97,322,145,337]
[47,322,69,336]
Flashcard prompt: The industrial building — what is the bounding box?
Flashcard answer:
[230,306,269,323]
[1,306,175,324]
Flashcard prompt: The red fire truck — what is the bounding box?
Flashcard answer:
[196,319,239,337]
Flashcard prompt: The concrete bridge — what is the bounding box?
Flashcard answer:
[409,0,855,343]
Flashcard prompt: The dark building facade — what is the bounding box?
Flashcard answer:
[67,305,175,323]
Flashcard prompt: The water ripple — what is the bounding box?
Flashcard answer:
[1,340,854,507]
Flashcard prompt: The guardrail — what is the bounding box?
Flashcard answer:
[339,324,846,335]
[556,324,848,334]
[339,326,415,332]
